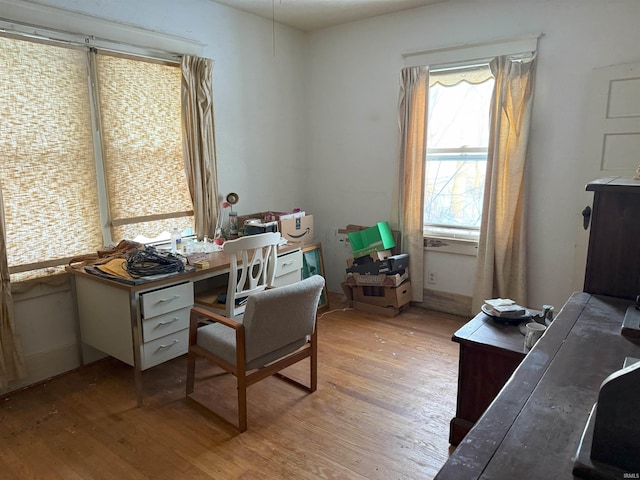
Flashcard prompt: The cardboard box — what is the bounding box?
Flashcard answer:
[341,283,404,317]
[347,222,396,258]
[341,282,353,302]
[352,301,402,317]
[350,281,412,308]
[236,211,313,244]
[345,269,409,287]
[279,214,314,245]
[370,250,392,261]
[266,210,305,221]
[346,254,409,275]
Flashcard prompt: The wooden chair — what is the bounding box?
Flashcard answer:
[186,275,325,432]
[195,232,281,318]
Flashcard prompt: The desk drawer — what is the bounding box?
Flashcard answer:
[275,249,302,278]
[141,282,193,319]
[142,328,188,370]
[142,306,190,342]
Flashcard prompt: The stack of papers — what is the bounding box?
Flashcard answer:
[484,298,526,318]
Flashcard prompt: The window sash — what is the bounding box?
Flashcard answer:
[0,36,104,280]
[423,152,488,232]
[93,52,193,244]
[423,68,494,238]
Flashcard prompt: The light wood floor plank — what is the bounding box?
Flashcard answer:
[0,297,465,479]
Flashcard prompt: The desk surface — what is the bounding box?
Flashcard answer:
[66,243,301,293]
[436,292,640,479]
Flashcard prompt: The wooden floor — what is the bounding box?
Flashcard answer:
[0,297,466,480]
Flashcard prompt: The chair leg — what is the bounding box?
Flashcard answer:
[310,331,318,392]
[237,375,248,432]
[186,351,196,395]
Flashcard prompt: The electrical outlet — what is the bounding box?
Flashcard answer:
[428,271,437,284]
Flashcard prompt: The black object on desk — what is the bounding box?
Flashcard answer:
[573,358,640,479]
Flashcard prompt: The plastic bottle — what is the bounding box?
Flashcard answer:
[171,228,181,254]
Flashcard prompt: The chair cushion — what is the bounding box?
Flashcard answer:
[196,322,237,366]
[196,275,325,370]
[196,321,307,370]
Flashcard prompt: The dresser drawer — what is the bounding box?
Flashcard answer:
[275,249,302,278]
[142,328,188,370]
[142,306,190,342]
[141,282,193,319]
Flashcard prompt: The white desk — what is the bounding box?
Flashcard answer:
[67,245,302,406]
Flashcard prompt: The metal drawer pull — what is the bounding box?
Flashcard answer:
[158,295,180,303]
[281,261,294,267]
[157,339,179,350]
[157,317,179,327]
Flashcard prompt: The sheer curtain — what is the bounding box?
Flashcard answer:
[181,55,219,240]
[0,186,26,388]
[472,53,537,312]
[397,66,429,303]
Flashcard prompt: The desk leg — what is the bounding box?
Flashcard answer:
[129,292,144,407]
[69,275,86,366]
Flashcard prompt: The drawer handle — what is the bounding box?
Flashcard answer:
[157,339,179,350]
[157,317,179,327]
[158,295,180,303]
[281,261,294,267]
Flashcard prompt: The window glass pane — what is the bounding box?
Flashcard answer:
[95,55,193,242]
[424,70,494,232]
[424,157,487,228]
[427,78,494,149]
[0,37,102,281]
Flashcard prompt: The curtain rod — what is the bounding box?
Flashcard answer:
[402,33,543,59]
[0,20,184,63]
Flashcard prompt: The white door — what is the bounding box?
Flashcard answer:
[571,61,640,292]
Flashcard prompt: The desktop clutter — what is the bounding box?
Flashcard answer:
[340,222,412,317]
[67,239,188,284]
[67,207,314,284]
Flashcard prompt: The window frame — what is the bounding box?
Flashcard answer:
[403,35,540,244]
[0,15,201,281]
[422,69,494,242]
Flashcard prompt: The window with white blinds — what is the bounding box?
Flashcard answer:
[0,35,193,282]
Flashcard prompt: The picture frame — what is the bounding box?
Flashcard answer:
[302,242,329,311]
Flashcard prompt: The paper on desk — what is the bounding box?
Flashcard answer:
[484,298,516,308]
[96,258,133,279]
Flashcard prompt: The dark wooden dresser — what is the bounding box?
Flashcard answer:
[584,177,640,300]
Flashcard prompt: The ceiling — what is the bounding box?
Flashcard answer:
[210,0,447,32]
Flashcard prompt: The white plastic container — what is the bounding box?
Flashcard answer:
[171,228,181,254]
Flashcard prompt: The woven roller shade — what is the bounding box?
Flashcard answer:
[0,37,103,280]
[96,54,194,241]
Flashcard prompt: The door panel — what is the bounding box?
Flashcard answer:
[571,61,640,292]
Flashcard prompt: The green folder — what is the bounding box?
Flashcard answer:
[347,222,396,258]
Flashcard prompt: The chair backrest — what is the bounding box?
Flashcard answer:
[222,232,281,318]
[242,275,325,369]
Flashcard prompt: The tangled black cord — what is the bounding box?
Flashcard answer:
[125,246,185,277]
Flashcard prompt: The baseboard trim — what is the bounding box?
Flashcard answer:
[0,344,81,396]
[413,288,472,318]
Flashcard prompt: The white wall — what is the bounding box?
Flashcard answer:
[304,0,640,312]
